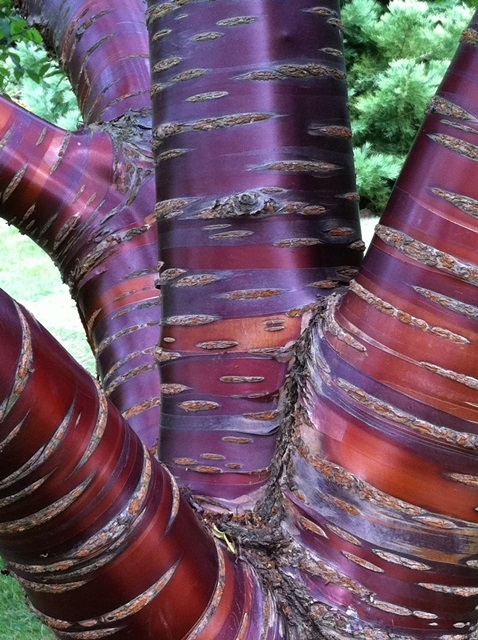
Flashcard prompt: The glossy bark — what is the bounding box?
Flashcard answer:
[148,0,362,512]
[0,290,284,639]
[19,0,151,124]
[282,14,478,638]
[0,0,160,447]
[0,0,477,639]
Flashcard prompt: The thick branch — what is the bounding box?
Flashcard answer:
[0,288,284,639]
[0,95,161,447]
[282,12,478,639]
[18,0,151,124]
[0,95,115,246]
[148,0,363,513]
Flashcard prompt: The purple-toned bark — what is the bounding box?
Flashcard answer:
[18,0,151,124]
[148,0,363,512]
[2,0,478,638]
[281,12,478,639]
[0,0,160,448]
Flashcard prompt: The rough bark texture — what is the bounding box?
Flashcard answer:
[0,1,477,639]
[276,15,478,640]
[0,290,284,639]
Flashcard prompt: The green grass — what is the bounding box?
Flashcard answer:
[0,221,95,639]
[0,220,95,372]
[0,560,54,640]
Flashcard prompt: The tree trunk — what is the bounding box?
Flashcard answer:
[148,0,362,513]
[0,1,477,639]
[280,14,478,638]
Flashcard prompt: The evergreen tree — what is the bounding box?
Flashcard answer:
[342,0,473,212]
[0,0,79,128]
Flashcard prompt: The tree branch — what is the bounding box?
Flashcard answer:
[0,94,161,447]
[18,0,151,124]
[0,287,285,639]
[284,11,478,637]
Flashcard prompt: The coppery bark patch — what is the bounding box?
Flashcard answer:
[179,400,220,412]
[427,95,476,120]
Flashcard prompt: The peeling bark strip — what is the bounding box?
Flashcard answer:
[376,224,478,285]
[461,26,478,46]
[0,302,33,424]
[236,62,346,81]
[1,164,28,203]
[333,375,478,451]
[420,361,478,390]
[149,0,362,517]
[283,10,478,638]
[431,187,478,218]
[0,289,283,640]
[260,160,339,175]
[349,279,469,344]
[429,132,478,160]
[414,285,478,320]
[153,112,275,148]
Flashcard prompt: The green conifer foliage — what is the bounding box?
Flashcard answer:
[0,0,80,129]
[342,0,473,213]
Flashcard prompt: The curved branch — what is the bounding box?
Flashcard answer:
[285,11,478,638]
[0,95,160,448]
[0,95,115,241]
[18,0,151,124]
[0,287,284,639]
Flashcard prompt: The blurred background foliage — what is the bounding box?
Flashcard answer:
[0,0,477,209]
[341,0,476,213]
[0,0,80,129]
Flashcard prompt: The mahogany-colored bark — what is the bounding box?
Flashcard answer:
[1,1,478,639]
[18,0,152,124]
[0,290,284,639]
[281,13,478,638]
